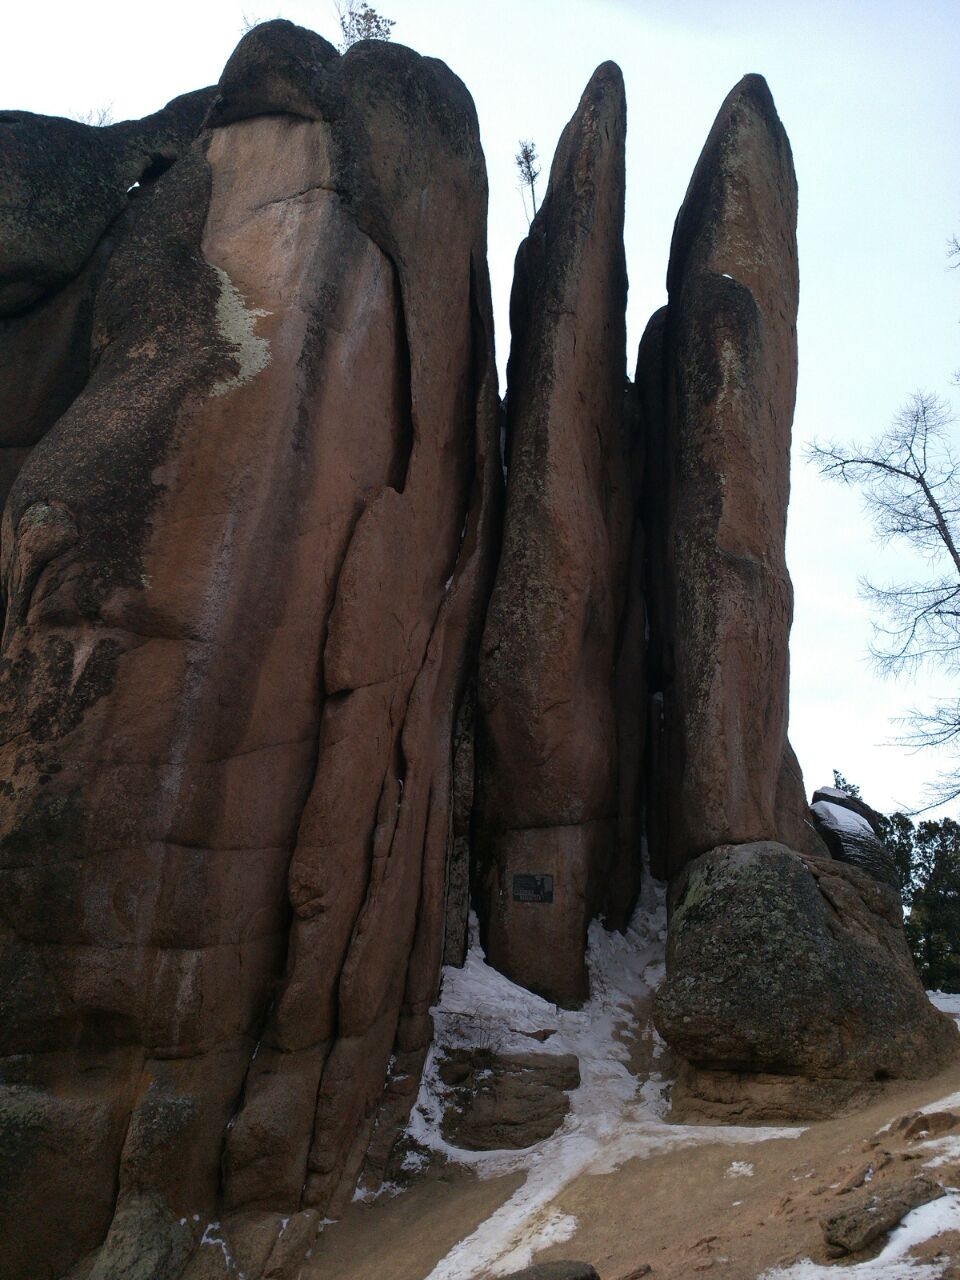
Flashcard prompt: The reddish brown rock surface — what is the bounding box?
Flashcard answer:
[475,63,634,1007]
[2,32,944,1280]
[0,22,500,1279]
[639,73,817,877]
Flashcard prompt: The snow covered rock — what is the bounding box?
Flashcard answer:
[654,842,958,1119]
[810,785,900,889]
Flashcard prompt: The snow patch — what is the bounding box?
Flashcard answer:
[412,877,803,1279]
[919,1135,960,1169]
[811,799,875,839]
[758,1193,960,1279]
[210,265,271,397]
[927,992,960,1025]
[491,1207,578,1275]
[200,1221,244,1277]
[726,1160,755,1178]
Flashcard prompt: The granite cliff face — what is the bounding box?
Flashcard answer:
[0,24,954,1280]
[0,22,501,1279]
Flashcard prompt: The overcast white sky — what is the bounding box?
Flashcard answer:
[3,0,958,815]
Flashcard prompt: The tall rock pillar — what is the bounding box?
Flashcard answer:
[476,63,635,1006]
[640,73,814,876]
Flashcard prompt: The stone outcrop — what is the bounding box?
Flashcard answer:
[0,89,216,515]
[439,1049,580,1150]
[0,89,214,316]
[0,21,500,1280]
[654,842,959,1118]
[1,28,954,1280]
[637,76,945,1125]
[639,74,816,877]
[475,62,634,1007]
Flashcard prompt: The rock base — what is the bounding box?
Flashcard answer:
[669,1061,877,1124]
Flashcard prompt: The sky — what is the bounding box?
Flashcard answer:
[3,0,958,816]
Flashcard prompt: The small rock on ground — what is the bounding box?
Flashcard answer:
[820,1174,945,1254]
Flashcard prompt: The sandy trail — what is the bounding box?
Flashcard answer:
[304,904,960,1280]
[304,1060,960,1280]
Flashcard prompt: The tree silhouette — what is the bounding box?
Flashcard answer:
[811,390,960,802]
[335,1,395,50]
[515,139,541,226]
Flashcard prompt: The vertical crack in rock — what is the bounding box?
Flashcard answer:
[386,254,415,494]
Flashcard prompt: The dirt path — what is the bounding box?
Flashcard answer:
[304,1058,960,1280]
[302,924,960,1280]
[539,1062,960,1280]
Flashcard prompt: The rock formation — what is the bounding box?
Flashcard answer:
[819,1174,945,1256]
[0,88,215,514]
[638,74,818,877]
[810,784,900,887]
[0,24,955,1280]
[476,62,634,1007]
[0,21,500,1279]
[654,842,958,1119]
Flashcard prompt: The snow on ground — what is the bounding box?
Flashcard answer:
[407,877,804,1280]
[917,995,960,1125]
[807,993,960,1278]
[904,996,960,1175]
[927,992,960,1024]
[757,1195,960,1280]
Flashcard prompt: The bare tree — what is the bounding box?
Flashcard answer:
[74,105,114,127]
[809,390,960,801]
[515,139,541,226]
[334,1,395,50]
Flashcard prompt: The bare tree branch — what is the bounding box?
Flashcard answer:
[334,0,395,51]
[808,388,960,798]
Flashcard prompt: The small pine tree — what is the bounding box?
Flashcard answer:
[831,769,862,798]
[515,139,541,226]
